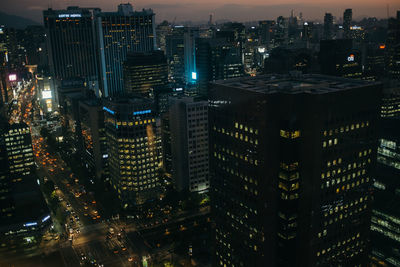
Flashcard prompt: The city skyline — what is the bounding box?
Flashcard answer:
[0,0,399,265]
[1,0,400,24]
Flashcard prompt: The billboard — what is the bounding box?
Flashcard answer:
[42,91,52,99]
[8,74,17,81]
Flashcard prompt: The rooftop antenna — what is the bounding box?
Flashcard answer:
[387,4,389,19]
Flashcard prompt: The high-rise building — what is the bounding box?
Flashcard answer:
[166,26,186,86]
[79,98,107,181]
[209,74,381,266]
[370,117,400,267]
[103,97,162,208]
[386,11,400,80]
[95,4,156,97]
[3,123,35,178]
[37,74,56,113]
[156,21,171,52]
[43,7,100,95]
[363,44,386,81]
[343,9,353,39]
[123,50,168,98]
[196,38,243,97]
[259,20,275,47]
[380,87,400,118]
[0,121,51,250]
[319,39,362,78]
[323,13,334,40]
[169,97,209,193]
[184,28,199,85]
[275,16,289,46]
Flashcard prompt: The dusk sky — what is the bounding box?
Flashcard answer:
[1,0,399,23]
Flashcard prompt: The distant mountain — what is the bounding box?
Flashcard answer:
[0,11,40,29]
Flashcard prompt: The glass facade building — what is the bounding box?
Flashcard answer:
[43,7,100,94]
[95,4,156,97]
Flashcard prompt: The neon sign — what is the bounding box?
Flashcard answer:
[103,106,115,115]
[24,222,38,227]
[133,110,151,116]
[347,54,355,62]
[42,215,50,222]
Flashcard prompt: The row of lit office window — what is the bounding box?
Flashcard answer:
[322,204,368,227]
[321,159,370,180]
[214,149,258,166]
[234,122,259,135]
[322,171,367,189]
[323,121,370,137]
[317,232,362,256]
[214,126,259,145]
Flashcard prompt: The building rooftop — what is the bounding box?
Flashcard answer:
[212,73,380,95]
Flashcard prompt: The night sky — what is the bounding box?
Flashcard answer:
[1,0,399,23]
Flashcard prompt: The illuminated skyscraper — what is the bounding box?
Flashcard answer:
[209,74,381,266]
[0,122,50,249]
[95,4,156,97]
[43,7,100,94]
[104,98,162,208]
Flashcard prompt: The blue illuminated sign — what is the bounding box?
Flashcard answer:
[103,106,115,115]
[42,215,50,222]
[192,72,197,80]
[24,222,38,227]
[133,110,151,116]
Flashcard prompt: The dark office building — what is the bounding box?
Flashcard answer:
[370,117,400,267]
[323,13,334,40]
[264,48,317,74]
[320,39,362,78]
[103,97,162,208]
[196,38,243,97]
[123,51,168,98]
[259,20,275,47]
[79,98,108,181]
[43,7,100,95]
[380,87,400,118]
[209,74,381,266]
[343,9,353,39]
[166,26,186,86]
[386,11,400,80]
[95,4,156,97]
[363,44,386,81]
